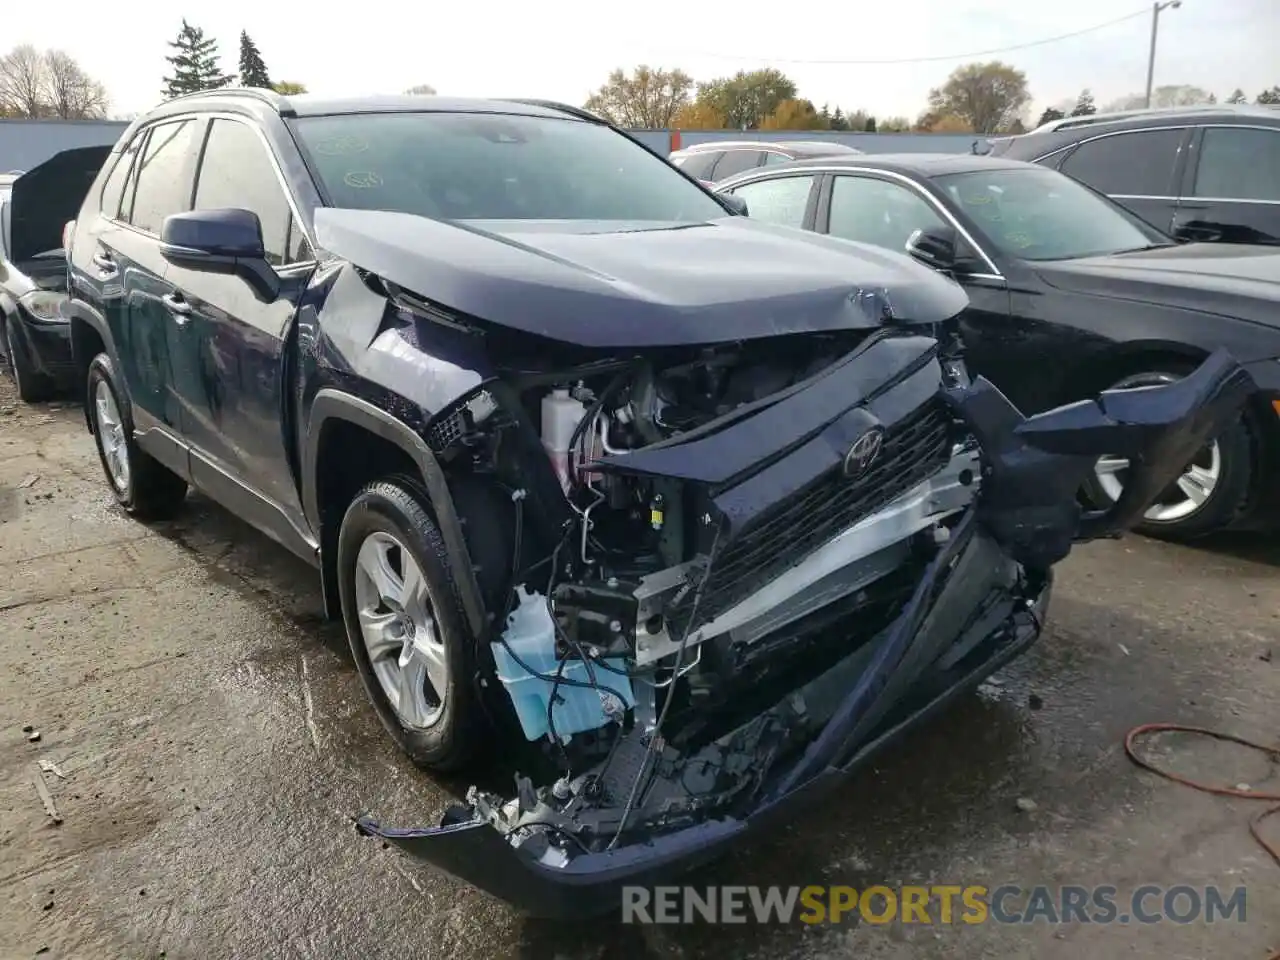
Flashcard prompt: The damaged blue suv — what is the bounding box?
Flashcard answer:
[64,90,1252,916]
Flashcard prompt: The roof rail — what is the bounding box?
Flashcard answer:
[1031,103,1257,135]
[501,98,607,124]
[160,86,287,110]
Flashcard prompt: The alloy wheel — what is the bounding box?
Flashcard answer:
[353,531,447,729]
[94,380,131,493]
[1092,371,1220,524]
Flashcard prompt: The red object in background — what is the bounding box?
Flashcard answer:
[670,130,681,152]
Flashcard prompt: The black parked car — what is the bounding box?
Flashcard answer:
[0,146,109,400]
[64,90,1248,915]
[986,105,1280,246]
[717,153,1280,540]
[668,138,862,182]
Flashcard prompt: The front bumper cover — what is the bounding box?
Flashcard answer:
[356,348,1254,917]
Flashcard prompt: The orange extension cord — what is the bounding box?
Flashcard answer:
[1124,723,1280,959]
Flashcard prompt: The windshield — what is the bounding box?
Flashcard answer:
[934,167,1170,261]
[290,112,728,223]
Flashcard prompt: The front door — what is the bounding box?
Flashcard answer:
[163,117,317,557]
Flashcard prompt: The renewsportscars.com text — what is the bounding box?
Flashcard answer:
[621,884,1248,925]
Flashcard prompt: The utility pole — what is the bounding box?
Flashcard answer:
[1145,0,1183,108]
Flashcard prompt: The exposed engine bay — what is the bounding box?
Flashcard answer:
[417,327,1008,857]
[359,301,1251,911]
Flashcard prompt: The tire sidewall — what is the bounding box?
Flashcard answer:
[337,482,478,769]
[86,352,140,510]
[1084,368,1254,539]
[5,316,41,401]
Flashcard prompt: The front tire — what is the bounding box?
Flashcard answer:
[337,479,486,771]
[4,318,55,403]
[1082,368,1254,540]
[86,353,188,519]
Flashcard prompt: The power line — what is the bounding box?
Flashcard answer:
[652,8,1151,66]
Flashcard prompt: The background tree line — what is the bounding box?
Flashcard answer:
[0,45,109,119]
[585,62,1280,135]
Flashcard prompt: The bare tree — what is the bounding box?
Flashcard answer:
[44,50,108,119]
[404,84,437,95]
[0,44,48,118]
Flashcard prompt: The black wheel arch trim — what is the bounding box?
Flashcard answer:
[303,388,488,637]
[65,299,122,431]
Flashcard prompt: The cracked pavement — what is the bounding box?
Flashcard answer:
[1,376,1278,959]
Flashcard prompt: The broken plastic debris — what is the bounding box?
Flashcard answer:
[30,765,61,825]
[18,475,38,489]
[38,760,68,780]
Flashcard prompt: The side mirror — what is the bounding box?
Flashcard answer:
[905,225,957,272]
[719,192,749,217]
[161,208,280,301]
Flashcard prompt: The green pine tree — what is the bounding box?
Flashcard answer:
[238,31,272,89]
[161,19,235,99]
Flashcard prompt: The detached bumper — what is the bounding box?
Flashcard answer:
[358,529,1051,918]
[10,313,74,382]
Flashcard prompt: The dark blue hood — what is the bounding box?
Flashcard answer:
[313,209,969,348]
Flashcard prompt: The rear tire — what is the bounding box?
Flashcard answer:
[1082,367,1254,540]
[4,318,55,403]
[86,353,188,519]
[337,478,488,772]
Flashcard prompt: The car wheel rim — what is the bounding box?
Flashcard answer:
[353,531,446,730]
[94,380,131,493]
[1093,371,1220,524]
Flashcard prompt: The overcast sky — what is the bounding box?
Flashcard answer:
[20,0,1280,120]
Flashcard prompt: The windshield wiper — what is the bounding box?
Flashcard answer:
[1110,242,1179,255]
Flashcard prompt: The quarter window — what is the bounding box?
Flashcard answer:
[1192,128,1280,201]
[731,175,815,228]
[674,151,720,180]
[711,150,764,181]
[1058,129,1183,196]
[129,119,199,233]
[100,135,143,220]
[194,119,308,265]
[827,175,946,252]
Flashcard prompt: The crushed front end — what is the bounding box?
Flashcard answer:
[356,314,1252,917]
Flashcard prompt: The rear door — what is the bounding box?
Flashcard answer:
[1174,125,1280,245]
[164,116,317,551]
[76,118,201,474]
[1054,127,1189,232]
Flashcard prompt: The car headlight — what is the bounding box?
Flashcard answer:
[18,290,67,321]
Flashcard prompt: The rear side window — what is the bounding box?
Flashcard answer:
[711,150,764,181]
[675,151,720,180]
[1058,129,1183,196]
[1192,127,1280,201]
[99,136,143,220]
[194,119,308,265]
[129,119,199,234]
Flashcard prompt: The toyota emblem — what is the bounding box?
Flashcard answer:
[844,427,885,479]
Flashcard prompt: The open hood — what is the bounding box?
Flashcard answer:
[313,208,969,348]
[9,145,111,262]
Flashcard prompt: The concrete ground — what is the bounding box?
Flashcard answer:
[1,376,1277,960]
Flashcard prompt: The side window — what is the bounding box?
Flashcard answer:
[1058,129,1183,196]
[676,151,720,181]
[827,175,946,252]
[731,175,815,228]
[129,119,199,233]
[711,150,764,181]
[99,135,144,220]
[763,151,790,165]
[194,119,310,265]
[1192,128,1280,201]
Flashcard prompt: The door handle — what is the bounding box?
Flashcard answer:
[162,292,192,321]
[91,252,118,277]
